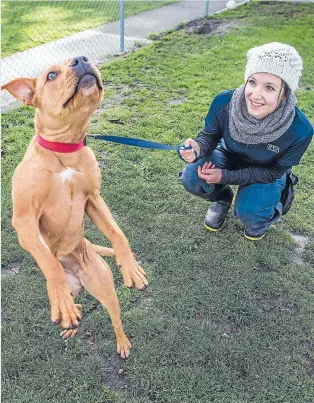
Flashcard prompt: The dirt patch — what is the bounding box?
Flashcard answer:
[219,316,241,337]
[168,97,187,105]
[185,18,238,36]
[291,233,310,265]
[105,355,130,393]
[254,262,275,273]
[98,150,108,168]
[256,295,299,314]
[73,323,130,393]
[1,263,20,277]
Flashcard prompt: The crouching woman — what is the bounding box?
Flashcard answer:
[179,42,313,240]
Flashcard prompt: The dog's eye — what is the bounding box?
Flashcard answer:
[47,72,57,81]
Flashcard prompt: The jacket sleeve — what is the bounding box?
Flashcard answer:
[276,135,313,166]
[195,127,222,158]
[220,164,290,186]
[195,93,225,157]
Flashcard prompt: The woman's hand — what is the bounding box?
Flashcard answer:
[178,138,200,163]
[198,161,222,184]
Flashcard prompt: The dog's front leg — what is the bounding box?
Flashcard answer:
[85,194,148,289]
[12,216,82,329]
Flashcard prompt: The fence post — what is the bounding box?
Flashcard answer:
[120,0,125,53]
[205,0,209,16]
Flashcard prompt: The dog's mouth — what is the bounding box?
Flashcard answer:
[63,72,103,108]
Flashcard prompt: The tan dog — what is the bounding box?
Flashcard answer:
[2,56,148,358]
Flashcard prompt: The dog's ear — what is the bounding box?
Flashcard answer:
[1,78,37,106]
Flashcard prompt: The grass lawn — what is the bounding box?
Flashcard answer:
[1,0,178,57]
[2,1,314,402]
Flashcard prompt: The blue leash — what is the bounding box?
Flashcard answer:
[89,134,198,160]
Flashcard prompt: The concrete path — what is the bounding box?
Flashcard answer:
[1,0,242,109]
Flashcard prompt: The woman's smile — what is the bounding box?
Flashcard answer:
[250,99,265,108]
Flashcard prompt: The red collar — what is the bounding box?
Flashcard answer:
[36,135,85,153]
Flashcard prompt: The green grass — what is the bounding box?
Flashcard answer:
[1,0,178,57]
[2,1,314,402]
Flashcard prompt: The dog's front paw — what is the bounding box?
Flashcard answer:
[117,256,148,290]
[47,281,82,329]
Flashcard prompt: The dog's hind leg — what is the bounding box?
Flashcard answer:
[71,238,132,358]
[59,256,83,339]
[92,244,115,257]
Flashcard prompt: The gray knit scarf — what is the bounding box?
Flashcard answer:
[229,84,296,145]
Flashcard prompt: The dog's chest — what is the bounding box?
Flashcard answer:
[37,165,100,241]
[56,165,100,195]
[59,167,77,183]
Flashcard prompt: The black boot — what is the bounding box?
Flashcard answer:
[204,185,233,231]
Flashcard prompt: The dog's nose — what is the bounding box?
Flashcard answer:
[69,56,90,68]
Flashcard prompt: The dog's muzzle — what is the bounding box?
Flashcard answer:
[77,74,97,90]
[69,56,102,90]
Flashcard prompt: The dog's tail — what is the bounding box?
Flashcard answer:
[92,244,115,257]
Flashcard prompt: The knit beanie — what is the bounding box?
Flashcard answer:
[244,42,303,92]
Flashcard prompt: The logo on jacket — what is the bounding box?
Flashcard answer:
[267,143,280,153]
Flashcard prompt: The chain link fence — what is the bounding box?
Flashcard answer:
[1,0,226,108]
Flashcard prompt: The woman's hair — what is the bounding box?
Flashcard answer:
[278,79,290,106]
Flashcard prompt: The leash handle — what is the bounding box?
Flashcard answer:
[177,144,198,162]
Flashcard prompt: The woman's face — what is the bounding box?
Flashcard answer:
[244,73,284,119]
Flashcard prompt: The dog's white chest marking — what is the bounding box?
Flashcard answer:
[59,168,76,182]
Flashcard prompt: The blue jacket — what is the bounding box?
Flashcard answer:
[195,90,313,185]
